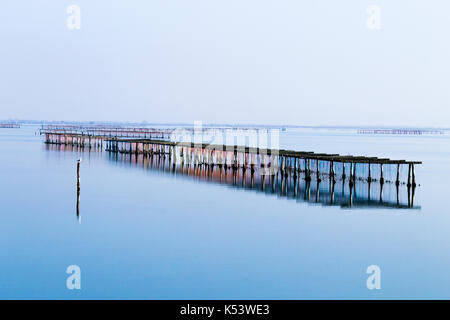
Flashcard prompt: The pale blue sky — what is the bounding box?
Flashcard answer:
[0,1,449,126]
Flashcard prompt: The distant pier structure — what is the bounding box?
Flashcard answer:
[40,125,173,149]
[358,128,444,135]
[0,123,20,128]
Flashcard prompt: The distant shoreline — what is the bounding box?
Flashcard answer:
[1,120,449,132]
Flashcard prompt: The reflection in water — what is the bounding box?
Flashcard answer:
[43,143,420,211]
[76,184,81,223]
[107,152,420,210]
[76,159,81,224]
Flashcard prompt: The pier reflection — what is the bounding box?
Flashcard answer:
[107,152,420,210]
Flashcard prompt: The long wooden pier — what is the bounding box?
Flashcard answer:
[40,127,422,188]
[102,146,419,209]
[104,138,421,188]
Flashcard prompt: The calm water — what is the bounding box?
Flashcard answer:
[0,125,449,299]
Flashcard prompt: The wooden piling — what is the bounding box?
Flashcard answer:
[407,163,412,187]
[396,164,400,185]
[77,158,81,184]
[349,163,354,187]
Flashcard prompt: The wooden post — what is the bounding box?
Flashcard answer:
[329,161,334,180]
[284,156,288,177]
[379,182,384,203]
[396,183,399,206]
[293,158,298,179]
[407,163,412,187]
[77,158,82,184]
[380,164,384,184]
[349,162,354,186]
[342,162,346,180]
[316,160,321,182]
[305,158,311,181]
[396,164,400,185]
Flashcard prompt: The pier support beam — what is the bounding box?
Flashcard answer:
[342,163,346,180]
[349,163,354,187]
[305,159,311,182]
[316,160,321,182]
[396,164,400,186]
[407,163,412,187]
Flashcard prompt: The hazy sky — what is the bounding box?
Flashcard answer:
[0,1,449,126]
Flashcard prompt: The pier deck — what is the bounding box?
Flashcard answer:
[40,127,422,189]
[105,150,419,209]
[104,138,421,188]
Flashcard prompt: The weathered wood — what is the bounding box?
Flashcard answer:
[42,128,422,186]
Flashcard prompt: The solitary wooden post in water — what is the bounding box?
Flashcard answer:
[77,158,82,184]
[77,158,82,224]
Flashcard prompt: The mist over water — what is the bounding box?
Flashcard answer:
[0,125,449,299]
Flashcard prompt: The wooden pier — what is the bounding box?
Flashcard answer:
[0,123,20,128]
[40,126,173,149]
[104,138,421,188]
[357,129,444,135]
[106,148,419,209]
[40,125,173,141]
[40,126,422,206]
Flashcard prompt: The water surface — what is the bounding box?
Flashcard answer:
[0,125,448,299]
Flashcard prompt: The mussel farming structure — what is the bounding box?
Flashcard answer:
[104,149,419,209]
[40,125,173,149]
[0,123,20,128]
[41,126,422,209]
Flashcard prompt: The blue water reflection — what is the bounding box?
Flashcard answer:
[1,125,449,299]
